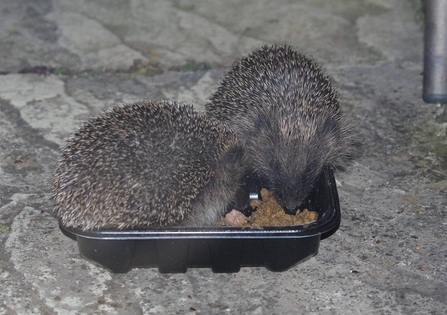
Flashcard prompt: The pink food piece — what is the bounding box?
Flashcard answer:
[224,210,248,226]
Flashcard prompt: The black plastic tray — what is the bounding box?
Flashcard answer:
[60,167,341,273]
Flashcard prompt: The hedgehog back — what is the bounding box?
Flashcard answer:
[53,100,237,230]
[207,45,339,122]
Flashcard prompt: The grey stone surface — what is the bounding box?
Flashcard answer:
[0,0,446,314]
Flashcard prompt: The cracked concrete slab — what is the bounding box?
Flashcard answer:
[0,0,446,314]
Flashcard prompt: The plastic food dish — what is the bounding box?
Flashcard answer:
[60,167,341,273]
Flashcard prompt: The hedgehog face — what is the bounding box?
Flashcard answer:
[254,144,324,213]
[247,108,335,213]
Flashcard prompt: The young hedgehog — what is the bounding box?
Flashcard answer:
[52,100,247,230]
[206,45,355,213]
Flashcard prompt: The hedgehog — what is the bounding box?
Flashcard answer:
[206,45,355,213]
[52,100,247,230]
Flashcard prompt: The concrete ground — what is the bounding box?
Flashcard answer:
[0,0,446,314]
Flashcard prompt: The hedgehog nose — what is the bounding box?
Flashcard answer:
[283,203,298,215]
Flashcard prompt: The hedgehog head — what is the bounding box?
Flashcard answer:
[236,105,350,213]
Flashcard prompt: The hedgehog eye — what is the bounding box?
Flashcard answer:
[268,158,281,177]
[254,115,269,131]
[323,118,338,135]
[304,164,316,178]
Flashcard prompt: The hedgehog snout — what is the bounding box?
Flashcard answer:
[269,184,303,215]
[282,201,299,214]
[272,172,317,215]
[278,191,305,214]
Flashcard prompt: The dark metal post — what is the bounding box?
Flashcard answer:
[423,0,447,104]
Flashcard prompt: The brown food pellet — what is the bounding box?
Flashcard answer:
[243,188,318,226]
